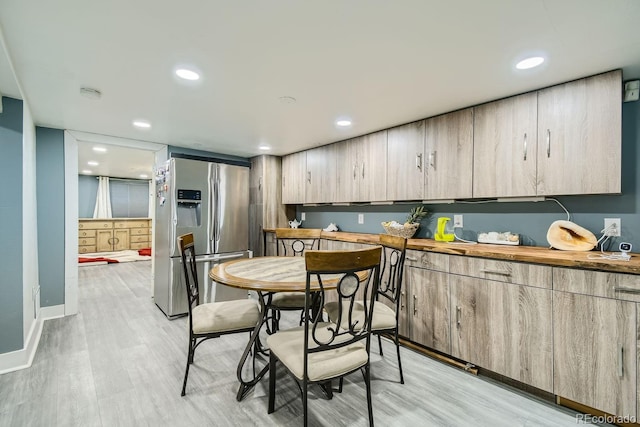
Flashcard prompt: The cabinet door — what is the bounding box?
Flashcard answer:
[281,152,306,204]
[306,144,337,203]
[473,93,538,198]
[554,292,636,417]
[537,70,621,195]
[335,137,359,203]
[451,276,553,392]
[402,267,450,353]
[424,109,473,200]
[386,121,424,200]
[113,229,130,251]
[96,229,113,252]
[358,131,387,202]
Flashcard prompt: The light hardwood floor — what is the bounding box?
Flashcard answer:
[0,261,593,426]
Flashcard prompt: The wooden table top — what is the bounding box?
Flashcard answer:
[210,256,345,292]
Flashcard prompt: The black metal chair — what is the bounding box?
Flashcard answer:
[267,228,322,332]
[267,246,382,427]
[324,234,407,384]
[178,233,261,396]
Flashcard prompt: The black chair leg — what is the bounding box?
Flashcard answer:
[268,353,276,414]
[377,334,383,356]
[303,379,309,427]
[364,364,374,427]
[181,339,194,396]
[395,330,404,384]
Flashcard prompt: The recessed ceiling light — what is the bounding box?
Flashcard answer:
[139,174,148,179]
[93,147,107,153]
[87,161,99,166]
[175,68,200,81]
[79,87,102,100]
[82,170,92,174]
[336,119,352,127]
[278,96,297,104]
[133,120,151,129]
[258,145,271,151]
[516,56,545,70]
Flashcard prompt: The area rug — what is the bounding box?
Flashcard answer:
[78,249,152,266]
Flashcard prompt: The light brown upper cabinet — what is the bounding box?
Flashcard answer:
[473,93,538,198]
[281,151,306,204]
[305,144,337,203]
[424,108,474,200]
[537,70,621,196]
[387,121,425,200]
[336,131,388,203]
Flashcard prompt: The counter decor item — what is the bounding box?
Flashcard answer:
[288,218,302,228]
[546,220,597,251]
[478,231,520,245]
[382,205,428,238]
[323,223,339,232]
[434,217,455,242]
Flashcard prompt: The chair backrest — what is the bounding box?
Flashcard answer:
[377,234,407,307]
[303,247,382,358]
[275,228,322,256]
[178,233,200,323]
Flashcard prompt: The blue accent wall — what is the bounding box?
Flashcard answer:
[0,97,24,353]
[78,174,98,218]
[36,127,65,307]
[298,100,640,249]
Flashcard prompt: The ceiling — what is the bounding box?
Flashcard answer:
[1,0,640,164]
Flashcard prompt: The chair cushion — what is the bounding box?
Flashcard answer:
[266,323,368,382]
[270,292,306,309]
[192,299,260,334]
[324,301,396,331]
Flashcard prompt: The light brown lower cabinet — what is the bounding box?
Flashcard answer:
[401,266,450,354]
[553,291,636,418]
[450,275,553,392]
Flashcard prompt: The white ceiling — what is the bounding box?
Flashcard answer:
[1,0,640,164]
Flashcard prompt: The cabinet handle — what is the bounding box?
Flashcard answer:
[456,306,461,328]
[523,133,527,161]
[613,287,640,294]
[353,164,357,180]
[258,177,262,191]
[416,154,423,171]
[406,256,418,262]
[546,129,551,158]
[619,344,624,378]
[413,295,417,315]
[400,291,405,310]
[361,162,365,179]
[307,171,311,183]
[479,269,511,276]
[429,151,436,168]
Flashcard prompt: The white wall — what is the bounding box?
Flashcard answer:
[22,102,38,340]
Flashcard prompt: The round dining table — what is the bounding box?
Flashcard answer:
[209,256,345,401]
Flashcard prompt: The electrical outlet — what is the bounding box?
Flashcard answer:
[301,212,306,221]
[453,215,463,228]
[604,218,621,237]
[358,213,364,224]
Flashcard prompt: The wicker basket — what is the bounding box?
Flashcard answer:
[381,222,419,238]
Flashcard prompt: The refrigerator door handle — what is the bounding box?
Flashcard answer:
[213,168,221,253]
[169,158,177,256]
[208,164,215,253]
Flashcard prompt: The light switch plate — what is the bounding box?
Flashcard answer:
[454,214,463,228]
[358,213,364,224]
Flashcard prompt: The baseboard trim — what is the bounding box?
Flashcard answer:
[0,304,65,375]
[41,304,65,320]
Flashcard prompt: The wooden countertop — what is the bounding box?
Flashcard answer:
[264,229,640,275]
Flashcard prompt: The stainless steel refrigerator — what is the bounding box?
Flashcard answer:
[153,157,251,318]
